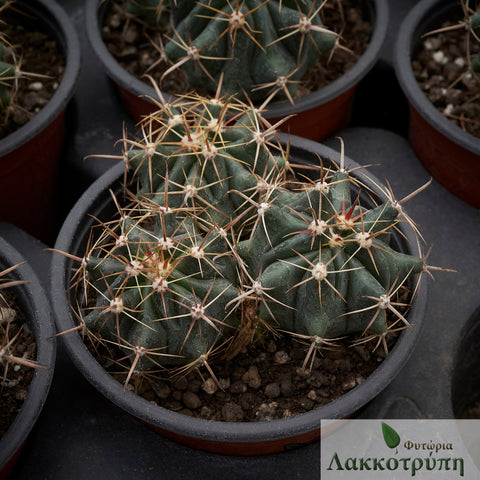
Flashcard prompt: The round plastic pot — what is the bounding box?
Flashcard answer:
[394,0,480,208]
[0,0,81,244]
[86,0,387,141]
[0,236,56,479]
[51,134,427,456]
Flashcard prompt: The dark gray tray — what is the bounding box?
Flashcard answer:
[6,0,480,478]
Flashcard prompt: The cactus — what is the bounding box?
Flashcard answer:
[0,2,16,110]
[0,0,23,114]
[125,0,169,27]
[158,0,338,103]
[0,263,40,382]
[62,93,434,383]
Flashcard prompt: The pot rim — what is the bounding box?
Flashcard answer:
[85,0,388,118]
[51,134,428,445]
[0,0,81,158]
[393,0,480,156]
[0,236,56,471]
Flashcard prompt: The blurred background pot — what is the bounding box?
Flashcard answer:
[0,234,56,479]
[394,0,480,208]
[0,0,81,244]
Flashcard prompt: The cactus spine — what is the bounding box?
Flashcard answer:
[67,94,428,380]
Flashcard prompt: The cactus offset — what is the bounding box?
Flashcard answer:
[64,94,433,383]
[161,0,338,102]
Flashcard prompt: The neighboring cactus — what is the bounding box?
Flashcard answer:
[159,0,338,102]
[0,2,16,110]
[63,94,433,382]
[125,0,169,27]
[0,263,40,381]
[0,50,15,110]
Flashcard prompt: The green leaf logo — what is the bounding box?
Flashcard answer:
[382,422,400,449]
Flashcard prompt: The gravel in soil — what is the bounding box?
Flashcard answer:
[0,9,65,139]
[103,331,398,423]
[102,0,372,100]
[412,17,480,139]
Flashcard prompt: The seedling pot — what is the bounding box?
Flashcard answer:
[0,235,56,479]
[394,0,480,208]
[51,134,427,456]
[85,0,387,141]
[0,0,81,244]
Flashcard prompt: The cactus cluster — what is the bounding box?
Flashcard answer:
[65,93,429,383]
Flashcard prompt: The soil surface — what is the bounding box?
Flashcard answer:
[412,16,480,138]
[107,331,398,422]
[0,293,37,438]
[102,0,372,100]
[0,8,65,139]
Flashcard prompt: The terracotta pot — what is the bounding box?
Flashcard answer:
[0,0,81,244]
[51,135,427,456]
[86,0,387,141]
[0,235,56,479]
[394,0,480,208]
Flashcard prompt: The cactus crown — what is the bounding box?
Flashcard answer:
[64,93,431,386]
[125,0,341,104]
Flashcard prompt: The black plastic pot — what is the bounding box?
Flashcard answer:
[85,0,388,141]
[51,134,428,456]
[0,0,81,244]
[0,235,56,479]
[394,0,480,208]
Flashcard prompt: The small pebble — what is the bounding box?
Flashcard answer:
[29,82,43,91]
[264,382,280,398]
[222,402,244,422]
[242,366,262,389]
[202,378,218,395]
[183,391,202,410]
[273,350,290,364]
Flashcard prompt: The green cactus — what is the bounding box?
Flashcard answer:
[161,0,337,102]
[66,94,429,381]
[0,1,17,110]
[0,55,15,109]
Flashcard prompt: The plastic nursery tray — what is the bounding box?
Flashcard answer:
[5,0,480,478]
